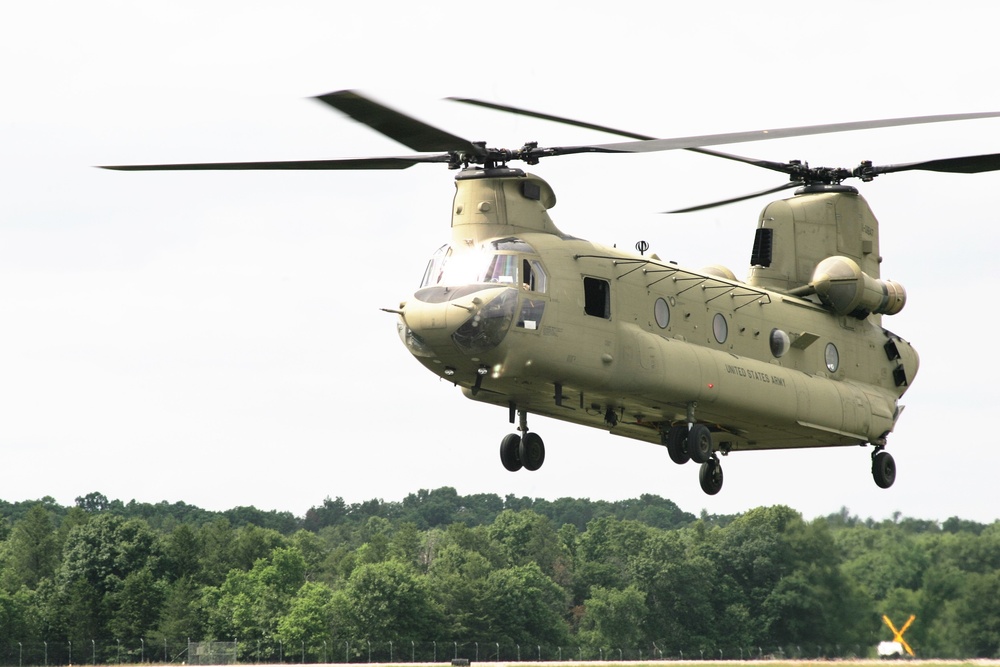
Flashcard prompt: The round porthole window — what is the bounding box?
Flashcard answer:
[654,297,670,328]
[770,328,790,358]
[713,313,728,343]
[825,342,840,372]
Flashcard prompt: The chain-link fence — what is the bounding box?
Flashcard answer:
[0,639,964,665]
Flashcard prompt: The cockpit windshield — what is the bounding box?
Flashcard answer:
[420,240,540,289]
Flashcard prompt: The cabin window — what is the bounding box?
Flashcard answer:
[584,277,611,319]
[770,328,790,358]
[713,313,728,344]
[825,343,840,372]
[654,298,670,328]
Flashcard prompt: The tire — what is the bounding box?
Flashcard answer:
[699,458,724,495]
[664,425,690,465]
[687,424,713,464]
[519,432,545,471]
[500,433,522,472]
[872,450,896,489]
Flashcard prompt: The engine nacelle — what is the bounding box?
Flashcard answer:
[811,256,906,317]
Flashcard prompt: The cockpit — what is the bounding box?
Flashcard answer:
[402,237,549,357]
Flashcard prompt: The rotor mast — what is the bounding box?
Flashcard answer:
[450,167,563,244]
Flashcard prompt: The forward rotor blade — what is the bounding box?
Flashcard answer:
[867,152,1000,176]
[100,154,453,171]
[317,90,482,155]
[448,97,653,140]
[664,182,801,214]
[449,97,795,172]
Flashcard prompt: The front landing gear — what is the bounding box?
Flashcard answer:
[872,448,896,489]
[499,410,545,473]
[499,432,546,472]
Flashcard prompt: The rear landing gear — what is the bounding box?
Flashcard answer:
[664,425,690,465]
[661,421,723,495]
[872,448,896,489]
[699,457,723,495]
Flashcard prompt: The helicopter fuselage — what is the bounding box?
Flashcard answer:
[395,169,917,461]
[399,231,915,454]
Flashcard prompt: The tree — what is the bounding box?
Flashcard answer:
[157,576,205,641]
[303,497,348,532]
[54,514,163,641]
[109,567,166,640]
[426,543,492,637]
[479,562,569,647]
[203,546,307,658]
[275,582,336,658]
[332,559,443,642]
[4,504,60,589]
[400,487,462,529]
[163,523,202,582]
[574,517,655,595]
[761,519,871,648]
[954,570,1000,657]
[579,585,647,648]
[487,510,569,583]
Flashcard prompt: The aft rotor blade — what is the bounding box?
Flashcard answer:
[571,111,1000,155]
[664,182,801,214]
[316,90,483,155]
[867,152,1000,176]
[100,154,453,171]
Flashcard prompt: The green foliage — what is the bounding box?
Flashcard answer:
[332,559,443,642]
[0,490,994,659]
[579,585,647,648]
[275,581,336,656]
[479,562,570,646]
[3,504,59,590]
[54,513,163,641]
[202,546,307,656]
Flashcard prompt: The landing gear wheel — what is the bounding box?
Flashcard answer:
[665,425,690,465]
[519,432,545,471]
[872,450,896,489]
[699,457,724,495]
[687,424,713,464]
[500,433,522,472]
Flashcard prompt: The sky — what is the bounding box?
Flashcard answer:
[3,1,1000,524]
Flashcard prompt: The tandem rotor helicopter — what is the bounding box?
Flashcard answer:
[104,91,1000,495]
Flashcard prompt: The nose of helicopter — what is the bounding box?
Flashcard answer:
[397,286,519,358]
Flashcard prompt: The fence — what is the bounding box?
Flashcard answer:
[0,639,909,665]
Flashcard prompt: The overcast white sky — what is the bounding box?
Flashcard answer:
[3,1,999,524]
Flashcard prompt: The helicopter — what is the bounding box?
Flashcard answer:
[102,91,1000,495]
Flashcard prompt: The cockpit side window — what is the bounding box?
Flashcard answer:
[420,244,451,288]
[521,259,548,292]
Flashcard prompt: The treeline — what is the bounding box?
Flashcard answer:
[0,488,997,662]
